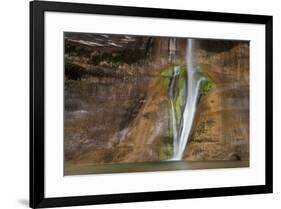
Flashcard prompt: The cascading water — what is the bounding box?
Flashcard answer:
[168,66,180,156]
[172,38,205,160]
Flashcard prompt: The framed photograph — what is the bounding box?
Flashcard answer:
[30,0,273,208]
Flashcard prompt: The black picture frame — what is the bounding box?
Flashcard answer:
[30,1,273,208]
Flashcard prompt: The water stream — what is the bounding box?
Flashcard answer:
[171,39,205,160]
[168,66,180,156]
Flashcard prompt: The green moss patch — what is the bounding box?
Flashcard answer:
[174,65,186,127]
[160,65,187,128]
[198,67,215,96]
[159,143,173,159]
[160,65,187,155]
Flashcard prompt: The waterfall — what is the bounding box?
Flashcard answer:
[168,66,180,156]
[172,38,205,160]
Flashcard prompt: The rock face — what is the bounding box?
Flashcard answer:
[64,33,249,173]
[183,41,249,161]
[64,33,173,165]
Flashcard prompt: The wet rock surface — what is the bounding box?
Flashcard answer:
[64,33,172,165]
[183,42,249,161]
[63,33,249,173]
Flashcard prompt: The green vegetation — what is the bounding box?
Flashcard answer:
[160,66,173,77]
[200,76,214,95]
[160,64,215,160]
[161,65,187,127]
[160,66,173,96]
[160,66,175,150]
[166,100,173,143]
[174,65,186,127]
[161,65,214,155]
[161,65,187,153]
[200,79,213,95]
[159,143,173,159]
[199,69,214,96]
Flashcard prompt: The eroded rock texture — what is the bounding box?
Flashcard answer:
[64,33,249,170]
[183,41,249,161]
